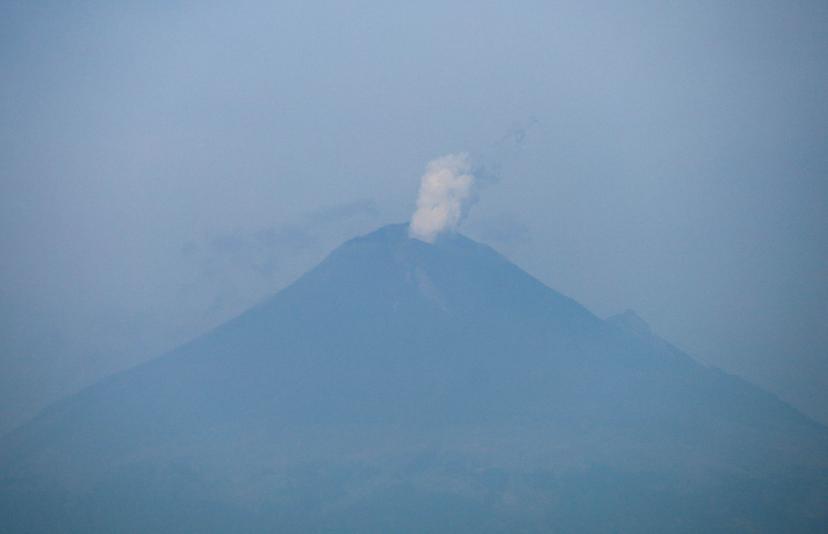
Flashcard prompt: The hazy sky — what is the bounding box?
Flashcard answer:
[1,0,827,432]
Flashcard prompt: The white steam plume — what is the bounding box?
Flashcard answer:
[409,153,475,243]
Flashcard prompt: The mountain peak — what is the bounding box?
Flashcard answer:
[350,222,411,243]
[346,222,478,251]
[296,223,595,330]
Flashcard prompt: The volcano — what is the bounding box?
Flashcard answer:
[2,224,827,532]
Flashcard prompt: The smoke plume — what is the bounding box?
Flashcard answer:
[409,153,475,243]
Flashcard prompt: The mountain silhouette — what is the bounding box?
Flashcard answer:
[2,224,827,533]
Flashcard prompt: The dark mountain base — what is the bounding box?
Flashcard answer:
[4,423,828,533]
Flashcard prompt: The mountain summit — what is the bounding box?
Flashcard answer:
[2,224,827,532]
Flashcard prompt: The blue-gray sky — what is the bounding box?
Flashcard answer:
[1,0,827,432]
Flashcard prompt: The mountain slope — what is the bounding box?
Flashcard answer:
[2,224,827,533]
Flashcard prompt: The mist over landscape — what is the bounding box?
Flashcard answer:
[1,1,827,532]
